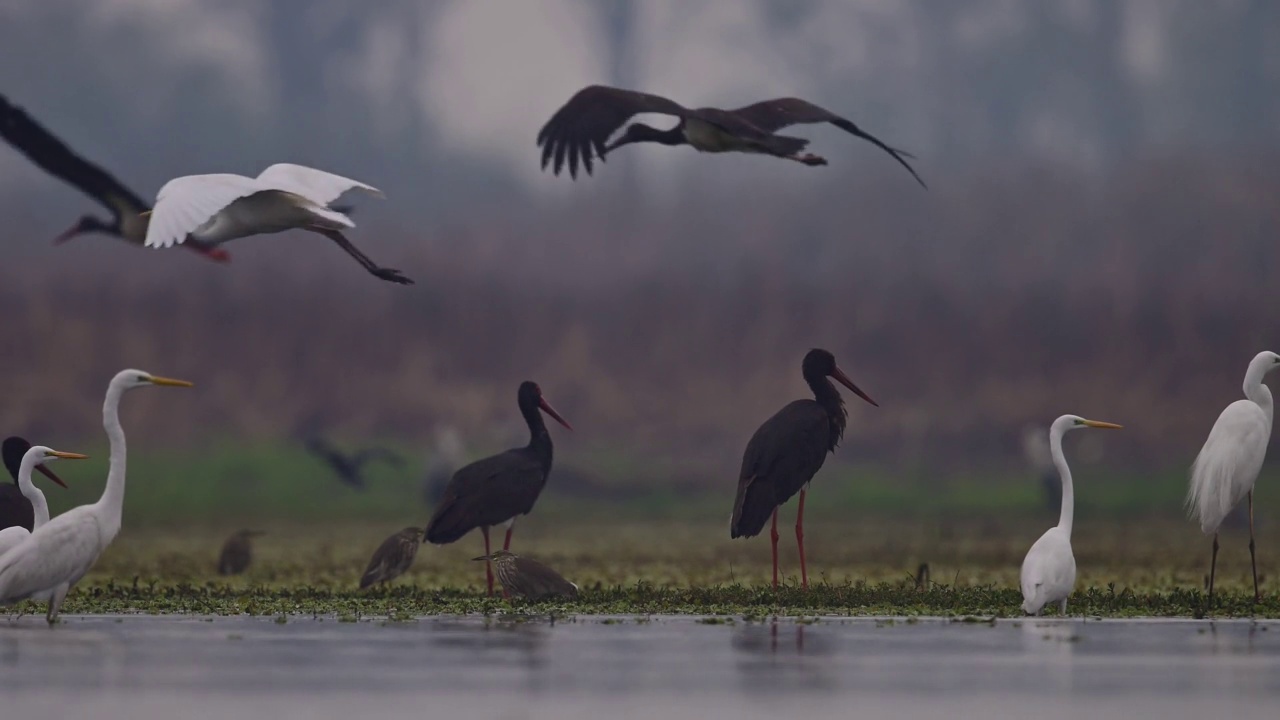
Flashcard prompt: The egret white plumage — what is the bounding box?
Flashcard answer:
[142,163,412,285]
[0,369,191,624]
[0,446,85,559]
[1020,415,1122,616]
[1187,350,1280,607]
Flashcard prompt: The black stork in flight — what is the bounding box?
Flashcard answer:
[0,93,228,261]
[304,436,406,490]
[425,381,572,596]
[1,436,68,532]
[730,349,878,590]
[537,84,925,187]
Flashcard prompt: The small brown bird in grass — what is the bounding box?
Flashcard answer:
[360,527,423,589]
[473,550,579,601]
[217,529,265,576]
[915,563,930,591]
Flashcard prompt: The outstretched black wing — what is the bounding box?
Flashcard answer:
[0,93,149,217]
[536,85,691,178]
[729,97,926,188]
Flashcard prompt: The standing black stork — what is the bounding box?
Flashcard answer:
[537,85,925,187]
[1,437,68,532]
[425,381,572,596]
[730,349,879,590]
[0,92,228,261]
[304,436,406,490]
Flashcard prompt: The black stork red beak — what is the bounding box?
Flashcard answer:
[538,396,573,431]
[830,366,879,408]
[52,221,83,245]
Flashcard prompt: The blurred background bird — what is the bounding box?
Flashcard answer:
[305,436,406,491]
[217,529,265,576]
[360,527,423,589]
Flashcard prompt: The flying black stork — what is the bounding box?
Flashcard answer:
[0,93,228,261]
[730,349,878,590]
[304,436,406,490]
[425,381,572,596]
[1,437,68,532]
[537,84,925,187]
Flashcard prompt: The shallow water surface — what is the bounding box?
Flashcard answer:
[1,615,1278,719]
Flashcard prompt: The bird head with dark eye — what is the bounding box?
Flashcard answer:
[472,550,516,562]
[53,215,114,245]
[3,436,70,488]
[604,122,685,154]
[518,381,573,431]
[802,348,878,408]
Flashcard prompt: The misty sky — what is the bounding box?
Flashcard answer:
[1,0,1277,223]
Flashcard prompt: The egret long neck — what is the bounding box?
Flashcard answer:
[98,381,128,533]
[1049,424,1074,538]
[17,455,50,528]
[1244,361,1274,426]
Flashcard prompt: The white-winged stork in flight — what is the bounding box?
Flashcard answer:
[537,85,925,187]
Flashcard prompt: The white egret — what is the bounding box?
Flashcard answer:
[0,446,85,558]
[141,163,412,285]
[1,436,70,531]
[1020,415,1122,616]
[0,369,191,624]
[1187,350,1280,606]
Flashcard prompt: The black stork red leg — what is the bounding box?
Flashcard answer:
[770,508,780,589]
[795,487,808,590]
[481,526,494,596]
[503,520,515,552]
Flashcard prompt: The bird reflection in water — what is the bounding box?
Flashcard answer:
[732,619,834,695]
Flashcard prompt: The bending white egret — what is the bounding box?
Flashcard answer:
[0,369,191,624]
[0,446,85,558]
[1020,415,1122,616]
[141,163,412,285]
[1187,350,1280,607]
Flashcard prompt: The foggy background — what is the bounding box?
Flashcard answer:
[1,0,1278,482]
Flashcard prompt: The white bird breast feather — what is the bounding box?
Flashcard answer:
[1188,399,1270,533]
[0,506,103,603]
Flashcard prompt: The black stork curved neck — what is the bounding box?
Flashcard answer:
[802,357,848,452]
[517,384,554,472]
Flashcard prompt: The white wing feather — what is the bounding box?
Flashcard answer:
[1188,399,1270,534]
[0,526,30,559]
[144,174,265,249]
[0,506,103,603]
[1020,527,1075,614]
[255,163,383,207]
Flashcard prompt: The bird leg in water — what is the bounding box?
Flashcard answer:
[481,526,494,597]
[1207,533,1220,612]
[795,488,808,591]
[770,508,780,589]
[787,153,828,167]
[1249,492,1261,603]
[307,227,414,285]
